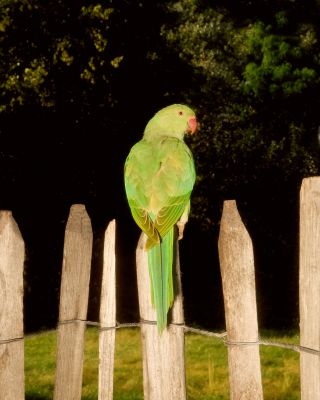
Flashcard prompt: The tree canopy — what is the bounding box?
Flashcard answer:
[163,0,320,224]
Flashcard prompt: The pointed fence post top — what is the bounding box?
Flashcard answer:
[301,176,320,186]
[66,204,92,235]
[218,199,257,336]
[104,219,116,237]
[220,200,239,228]
[59,203,93,321]
[0,211,23,240]
[70,204,86,211]
[0,210,12,219]
[219,200,250,244]
[300,176,320,199]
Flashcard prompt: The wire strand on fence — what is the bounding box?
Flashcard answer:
[258,337,320,356]
[14,318,318,356]
[0,336,24,345]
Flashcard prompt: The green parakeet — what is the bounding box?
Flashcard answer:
[124,104,197,332]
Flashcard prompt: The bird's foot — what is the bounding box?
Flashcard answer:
[177,221,186,240]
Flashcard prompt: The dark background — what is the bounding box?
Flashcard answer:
[2,0,319,334]
[0,108,300,334]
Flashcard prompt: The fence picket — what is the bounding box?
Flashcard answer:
[53,204,93,400]
[4,184,320,399]
[299,177,320,400]
[99,220,116,400]
[0,211,25,400]
[136,233,186,400]
[218,200,263,400]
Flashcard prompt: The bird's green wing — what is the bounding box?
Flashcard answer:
[125,137,195,242]
[153,193,192,238]
[151,137,195,239]
[127,198,160,246]
[124,139,160,246]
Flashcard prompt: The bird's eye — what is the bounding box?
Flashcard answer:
[178,111,183,116]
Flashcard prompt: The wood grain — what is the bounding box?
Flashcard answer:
[54,204,93,400]
[136,234,186,400]
[300,177,320,400]
[99,220,116,400]
[218,200,263,400]
[0,211,25,400]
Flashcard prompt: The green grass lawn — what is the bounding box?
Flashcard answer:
[25,327,300,400]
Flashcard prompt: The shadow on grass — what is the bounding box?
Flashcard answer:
[25,386,53,400]
[26,395,49,400]
[26,393,99,400]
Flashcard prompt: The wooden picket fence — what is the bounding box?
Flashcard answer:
[1,176,320,399]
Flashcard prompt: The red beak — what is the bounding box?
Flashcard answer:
[188,116,197,134]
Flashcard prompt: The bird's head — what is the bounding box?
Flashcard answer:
[143,104,197,140]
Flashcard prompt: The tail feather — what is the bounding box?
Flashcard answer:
[161,228,174,311]
[147,227,174,333]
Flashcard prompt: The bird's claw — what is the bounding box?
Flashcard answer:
[177,221,185,240]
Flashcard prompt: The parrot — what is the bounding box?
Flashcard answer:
[124,104,197,333]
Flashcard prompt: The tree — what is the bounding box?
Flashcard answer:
[163,0,320,226]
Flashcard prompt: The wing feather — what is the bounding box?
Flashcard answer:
[124,136,195,245]
[154,193,192,237]
[129,200,160,246]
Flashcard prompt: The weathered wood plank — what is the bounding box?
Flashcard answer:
[136,233,186,400]
[300,177,320,400]
[0,211,25,400]
[54,204,93,400]
[99,220,116,400]
[218,200,263,400]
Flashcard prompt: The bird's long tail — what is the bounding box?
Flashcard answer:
[147,227,174,333]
